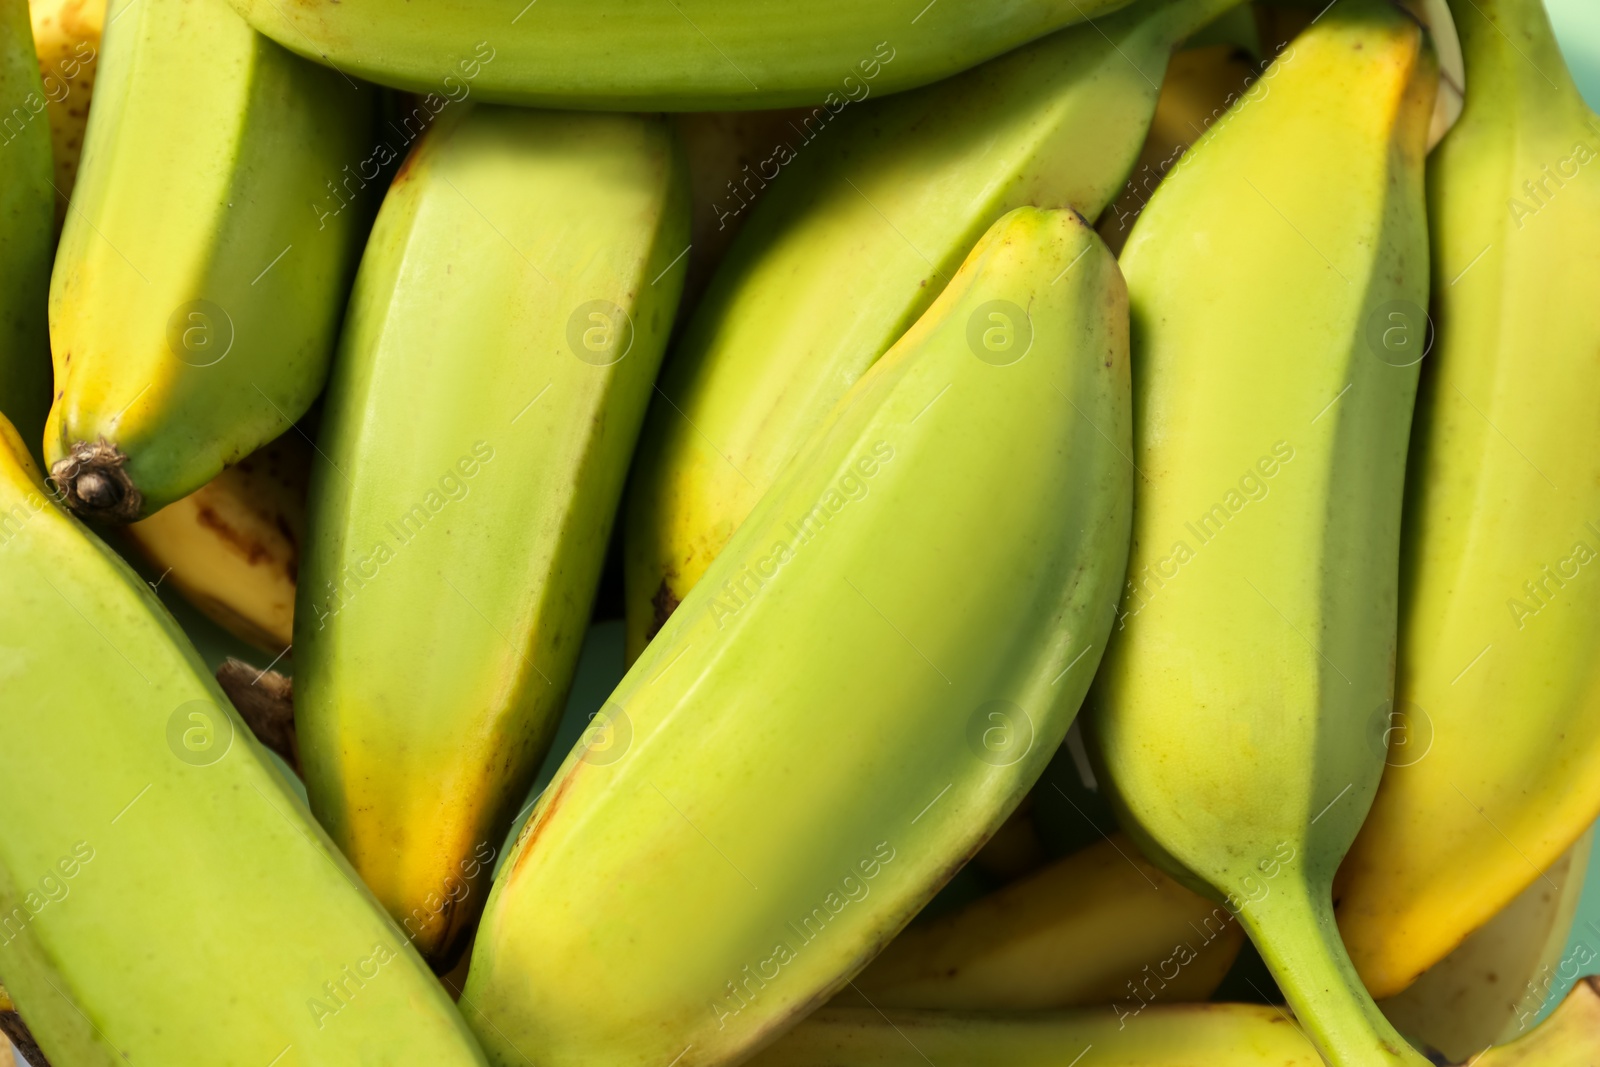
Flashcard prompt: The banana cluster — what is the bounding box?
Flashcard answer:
[1,0,1598,1064]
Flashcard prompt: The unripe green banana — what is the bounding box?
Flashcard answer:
[1335,0,1600,1000]
[295,104,688,969]
[43,0,375,523]
[0,0,54,456]
[0,412,486,1065]
[624,0,1241,662]
[217,0,1141,111]
[1084,1,1437,1065]
[463,206,1132,1067]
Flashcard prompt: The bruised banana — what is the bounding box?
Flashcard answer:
[1335,0,1600,999]
[44,0,374,523]
[625,0,1243,661]
[749,978,1600,1067]
[464,208,1132,1067]
[0,0,53,456]
[845,833,1244,1011]
[1085,2,1437,1065]
[28,0,103,228]
[218,0,1139,111]
[295,104,688,969]
[122,431,310,654]
[0,412,487,1065]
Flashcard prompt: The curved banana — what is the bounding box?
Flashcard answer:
[44,0,375,523]
[218,0,1138,111]
[625,0,1243,661]
[295,104,688,969]
[1084,1,1437,1064]
[0,0,54,455]
[846,833,1245,1011]
[0,411,487,1065]
[747,979,1600,1067]
[27,0,102,228]
[1334,0,1600,999]
[121,431,308,654]
[464,208,1132,1067]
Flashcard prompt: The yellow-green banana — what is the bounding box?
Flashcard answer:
[0,0,54,456]
[295,104,688,969]
[845,833,1245,1010]
[625,0,1242,662]
[463,207,1132,1067]
[44,0,374,523]
[1335,0,1600,999]
[27,0,103,229]
[0,411,487,1065]
[1084,1,1437,1065]
[217,0,1140,110]
[748,978,1600,1067]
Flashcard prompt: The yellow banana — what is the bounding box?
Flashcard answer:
[1334,0,1600,999]
[27,0,101,228]
[846,833,1245,1011]
[1084,0,1438,1063]
[464,207,1132,1067]
[0,410,487,1064]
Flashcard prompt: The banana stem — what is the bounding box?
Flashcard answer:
[1235,876,1430,1066]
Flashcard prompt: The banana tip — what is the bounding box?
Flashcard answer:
[50,438,142,523]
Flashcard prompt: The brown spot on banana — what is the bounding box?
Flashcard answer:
[49,438,141,523]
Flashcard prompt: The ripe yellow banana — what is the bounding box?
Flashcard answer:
[747,979,1600,1067]
[846,833,1245,1011]
[295,104,688,969]
[1334,0,1600,999]
[44,0,375,523]
[625,0,1243,662]
[464,207,1132,1067]
[27,0,102,228]
[121,431,308,654]
[1084,1,1437,1064]
[0,410,487,1065]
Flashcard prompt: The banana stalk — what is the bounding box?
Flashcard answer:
[1085,1,1438,1064]
[44,0,375,522]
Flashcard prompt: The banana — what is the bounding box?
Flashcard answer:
[43,0,375,523]
[1378,827,1594,1061]
[121,430,309,654]
[0,412,487,1064]
[463,207,1131,1067]
[27,0,102,228]
[844,833,1245,1011]
[747,979,1600,1067]
[625,0,1243,662]
[0,0,54,456]
[1334,0,1600,1000]
[1083,1,1437,1064]
[217,0,1142,111]
[295,104,688,969]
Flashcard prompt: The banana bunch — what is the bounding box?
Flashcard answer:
[626,0,1244,661]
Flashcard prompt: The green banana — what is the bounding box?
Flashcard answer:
[463,207,1131,1067]
[1084,1,1437,1065]
[295,104,688,969]
[217,0,1140,111]
[624,0,1240,662]
[44,0,374,523]
[0,0,54,455]
[1335,0,1600,999]
[0,412,487,1065]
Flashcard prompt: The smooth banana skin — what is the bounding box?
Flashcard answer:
[296,104,688,969]
[123,431,310,654]
[43,0,375,523]
[1335,0,1600,1000]
[624,0,1242,662]
[28,0,103,229]
[748,979,1600,1067]
[463,208,1132,1067]
[217,0,1144,111]
[1084,1,1437,1064]
[845,833,1244,1011]
[0,0,54,457]
[0,413,487,1065]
